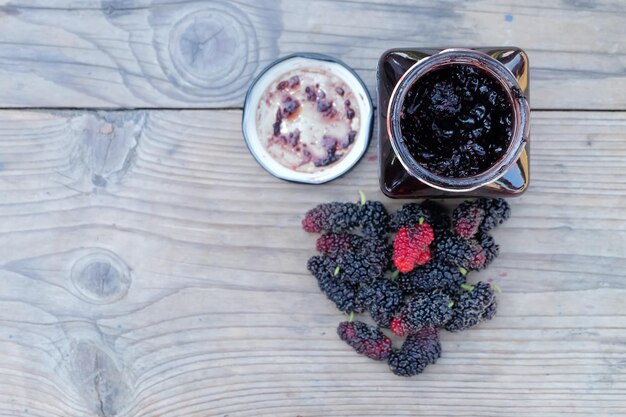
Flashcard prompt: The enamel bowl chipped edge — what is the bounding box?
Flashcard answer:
[242,53,373,184]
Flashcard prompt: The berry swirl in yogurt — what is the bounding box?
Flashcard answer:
[256,69,360,172]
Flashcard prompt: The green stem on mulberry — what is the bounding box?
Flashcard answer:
[459,267,468,276]
[334,266,341,276]
[492,283,502,293]
[418,216,425,225]
[461,283,475,292]
[348,311,355,322]
[390,269,400,280]
[358,190,367,206]
[448,301,455,308]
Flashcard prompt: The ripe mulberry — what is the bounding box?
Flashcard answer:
[390,202,450,232]
[453,198,510,237]
[334,237,390,284]
[445,282,496,332]
[453,201,486,238]
[359,200,390,238]
[302,202,360,233]
[337,321,393,361]
[420,200,452,232]
[316,233,363,258]
[393,223,434,273]
[480,198,511,232]
[433,230,488,271]
[397,259,465,294]
[388,327,441,377]
[307,256,365,313]
[477,232,499,265]
[390,291,452,336]
[359,279,403,328]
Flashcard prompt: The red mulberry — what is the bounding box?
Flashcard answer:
[393,223,434,273]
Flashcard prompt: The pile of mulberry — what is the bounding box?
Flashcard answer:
[302,196,510,377]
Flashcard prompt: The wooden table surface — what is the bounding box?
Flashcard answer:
[0,1,625,416]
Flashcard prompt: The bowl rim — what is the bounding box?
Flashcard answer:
[242,52,374,184]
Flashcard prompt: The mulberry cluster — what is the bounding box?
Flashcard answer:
[302,195,510,377]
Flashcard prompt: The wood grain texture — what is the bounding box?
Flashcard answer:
[1,109,625,416]
[0,0,624,109]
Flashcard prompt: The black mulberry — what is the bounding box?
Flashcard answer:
[420,200,452,232]
[476,232,499,265]
[453,200,485,238]
[398,259,465,294]
[302,202,360,233]
[316,233,363,258]
[307,256,365,313]
[358,200,390,238]
[390,291,452,336]
[390,203,430,231]
[337,321,393,361]
[445,282,496,332]
[480,198,511,232]
[388,327,441,377]
[358,279,403,328]
[433,230,487,271]
[334,237,390,284]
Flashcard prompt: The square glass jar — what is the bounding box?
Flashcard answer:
[377,47,530,198]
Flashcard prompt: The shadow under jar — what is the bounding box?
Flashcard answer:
[378,48,530,198]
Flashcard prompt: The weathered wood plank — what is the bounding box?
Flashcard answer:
[0,109,625,416]
[0,0,624,109]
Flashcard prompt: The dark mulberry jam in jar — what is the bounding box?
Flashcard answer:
[378,48,530,198]
[400,64,513,178]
